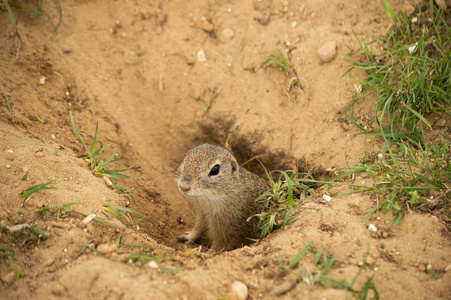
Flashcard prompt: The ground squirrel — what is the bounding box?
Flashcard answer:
[176,143,269,252]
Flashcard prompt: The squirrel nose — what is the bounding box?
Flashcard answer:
[179,186,191,193]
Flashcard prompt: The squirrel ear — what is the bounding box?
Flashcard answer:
[231,158,239,173]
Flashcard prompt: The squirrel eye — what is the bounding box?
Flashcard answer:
[208,164,220,176]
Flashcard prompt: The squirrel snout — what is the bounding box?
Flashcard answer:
[179,185,191,193]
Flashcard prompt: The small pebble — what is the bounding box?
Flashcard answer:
[6,164,11,169]
[272,282,292,296]
[368,224,377,232]
[1,271,15,284]
[291,242,302,249]
[46,258,55,267]
[255,15,270,26]
[322,194,331,202]
[96,243,118,255]
[445,264,451,272]
[103,176,113,186]
[342,122,350,130]
[418,264,426,272]
[197,50,207,62]
[220,28,234,43]
[317,41,337,63]
[434,0,447,9]
[382,232,388,238]
[35,151,44,158]
[436,119,447,127]
[81,214,96,224]
[52,285,65,296]
[180,252,191,258]
[231,281,248,300]
[148,261,158,269]
[202,20,214,32]
[426,264,432,270]
[39,76,46,85]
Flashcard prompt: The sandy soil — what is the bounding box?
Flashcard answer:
[1,0,450,299]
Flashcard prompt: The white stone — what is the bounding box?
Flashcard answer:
[368,224,377,232]
[197,50,207,62]
[408,43,418,54]
[322,194,331,202]
[232,281,248,300]
[81,214,96,224]
[317,41,337,63]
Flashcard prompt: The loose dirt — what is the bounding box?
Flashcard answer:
[1,0,450,299]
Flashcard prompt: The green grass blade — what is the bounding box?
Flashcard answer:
[72,241,88,262]
[103,205,145,217]
[21,171,29,181]
[359,275,379,300]
[14,7,45,15]
[8,257,19,279]
[380,0,399,26]
[21,180,56,198]
[89,122,99,158]
[289,241,312,269]
[69,112,89,154]
[2,0,20,39]
[5,96,14,114]
[52,0,63,33]
[319,276,357,292]
[26,226,53,237]
[100,147,118,169]
[403,103,432,129]
[63,202,85,207]
[0,244,15,254]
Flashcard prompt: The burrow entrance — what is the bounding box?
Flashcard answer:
[130,113,330,249]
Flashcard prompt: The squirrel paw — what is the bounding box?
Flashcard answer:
[177,232,195,244]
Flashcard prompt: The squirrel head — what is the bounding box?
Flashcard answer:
[176,143,239,202]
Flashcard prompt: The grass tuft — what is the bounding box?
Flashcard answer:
[283,243,379,298]
[339,0,450,226]
[250,164,314,239]
[261,50,292,72]
[70,112,137,181]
